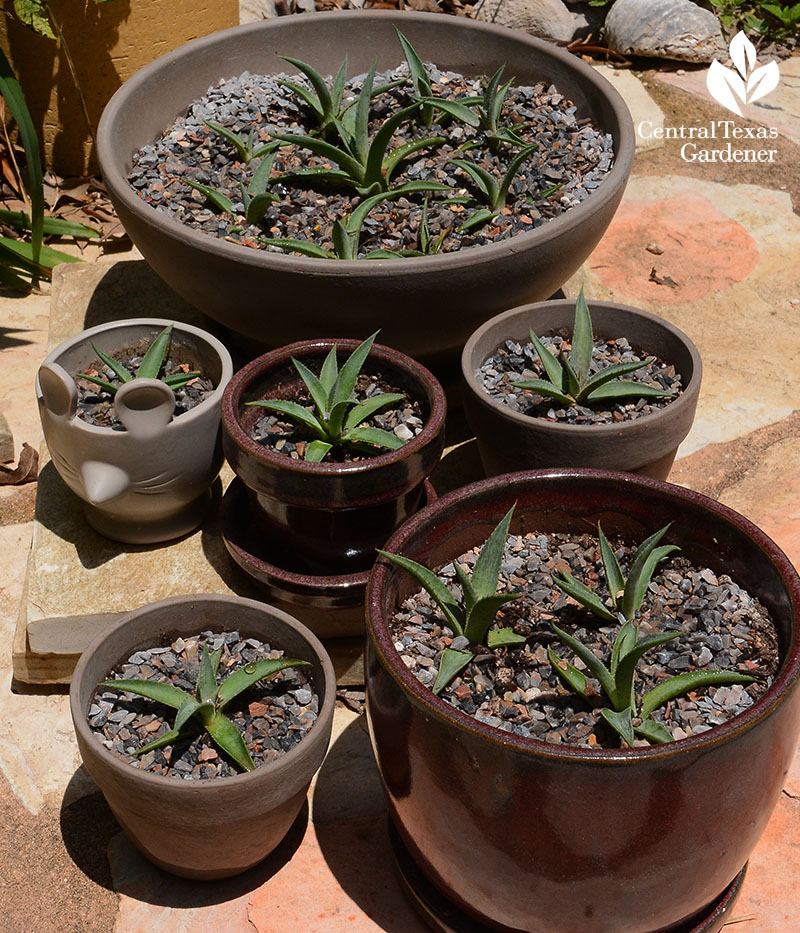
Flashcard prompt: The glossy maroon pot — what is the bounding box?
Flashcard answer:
[462,300,702,480]
[96,11,634,372]
[222,338,446,574]
[365,470,800,933]
[71,594,336,880]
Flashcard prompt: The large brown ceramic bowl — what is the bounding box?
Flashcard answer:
[365,470,800,932]
[96,11,634,372]
[462,300,703,480]
[71,594,336,880]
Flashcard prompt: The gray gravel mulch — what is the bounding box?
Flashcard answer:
[390,529,778,748]
[477,334,683,425]
[127,62,614,258]
[89,631,320,779]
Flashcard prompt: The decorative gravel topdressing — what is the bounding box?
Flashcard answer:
[127,63,614,257]
[390,530,779,748]
[90,631,319,779]
[250,369,425,462]
[477,335,683,425]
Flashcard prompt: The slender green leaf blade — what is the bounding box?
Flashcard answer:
[258,236,334,259]
[453,562,477,615]
[99,678,190,709]
[197,645,222,703]
[74,373,118,395]
[457,208,496,234]
[578,360,650,396]
[204,119,251,162]
[585,380,678,402]
[598,524,624,609]
[271,133,365,183]
[174,695,203,732]
[353,59,377,164]
[292,356,331,418]
[0,209,100,239]
[342,393,405,432]
[621,527,677,620]
[551,622,616,698]
[344,425,406,450]
[217,657,309,709]
[245,399,327,438]
[205,711,255,771]
[423,97,481,127]
[331,56,348,112]
[383,135,445,185]
[305,439,333,461]
[332,331,377,405]
[634,717,673,744]
[511,378,574,407]
[186,180,236,215]
[527,329,565,389]
[363,103,420,187]
[319,346,339,397]
[90,341,132,385]
[433,647,473,695]
[463,593,521,645]
[449,158,497,207]
[376,550,464,635]
[136,324,172,380]
[132,727,183,756]
[280,56,332,118]
[570,288,594,381]
[487,627,527,648]
[547,645,588,697]
[496,143,538,210]
[609,618,637,677]
[471,506,515,600]
[552,569,617,621]
[640,670,758,719]
[601,707,636,747]
[0,236,81,271]
[613,630,678,711]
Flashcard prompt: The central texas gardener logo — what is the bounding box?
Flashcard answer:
[706,31,781,117]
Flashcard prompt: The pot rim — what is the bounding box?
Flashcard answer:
[37,317,233,437]
[96,10,635,279]
[70,593,337,789]
[461,299,703,437]
[367,468,800,762]
[222,338,446,476]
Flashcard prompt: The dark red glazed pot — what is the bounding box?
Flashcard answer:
[222,338,446,574]
[70,594,336,880]
[96,11,634,372]
[365,470,800,933]
[461,300,702,480]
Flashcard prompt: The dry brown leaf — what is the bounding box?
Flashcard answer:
[0,443,38,486]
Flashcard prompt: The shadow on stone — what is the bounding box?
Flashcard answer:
[59,772,120,893]
[312,714,423,930]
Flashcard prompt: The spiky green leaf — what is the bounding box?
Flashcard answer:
[620,526,677,621]
[471,506,516,600]
[342,392,405,433]
[551,623,616,698]
[292,355,331,419]
[528,328,566,389]
[245,398,327,438]
[304,440,333,461]
[640,670,759,719]
[487,627,527,648]
[331,331,377,406]
[552,569,617,622]
[186,180,236,215]
[496,143,538,210]
[217,657,309,709]
[601,706,636,747]
[89,341,133,385]
[205,710,256,771]
[584,380,678,403]
[99,678,190,709]
[570,288,594,381]
[137,324,172,380]
[612,630,679,711]
[344,425,406,450]
[376,550,464,635]
[634,718,673,744]
[258,236,334,259]
[511,378,574,408]
[598,524,625,609]
[433,647,473,695]
[463,593,521,646]
[547,645,588,697]
[197,645,222,703]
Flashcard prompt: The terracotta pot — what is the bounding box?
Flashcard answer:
[365,470,800,933]
[96,11,635,372]
[70,594,336,880]
[461,300,702,480]
[37,318,233,543]
[222,338,446,575]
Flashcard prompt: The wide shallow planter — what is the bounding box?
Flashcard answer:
[70,593,336,880]
[462,299,702,480]
[37,318,233,543]
[222,338,446,575]
[365,470,800,933]
[96,11,634,372]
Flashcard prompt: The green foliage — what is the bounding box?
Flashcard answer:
[378,507,525,694]
[449,144,538,232]
[703,0,800,35]
[76,324,201,396]
[188,144,281,225]
[548,619,758,747]
[553,523,680,623]
[548,522,758,746]
[13,0,115,38]
[511,288,677,408]
[246,332,408,461]
[395,29,435,128]
[203,120,276,165]
[101,644,308,772]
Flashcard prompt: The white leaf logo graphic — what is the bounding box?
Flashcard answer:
[706,31,781,116]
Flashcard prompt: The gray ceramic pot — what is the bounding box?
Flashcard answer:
[96,11,635,372]
[70,594,336,880]
[461,300,702,480]
[365,470,800,932]
[37,318,233,543]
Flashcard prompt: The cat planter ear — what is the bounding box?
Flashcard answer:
[114,379,176,439]
[38,363,78,420]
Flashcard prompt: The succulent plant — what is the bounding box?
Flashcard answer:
[378,506,525,694]
[76,323,200,396]
[203,119,276,164]
[187,143,281,226]
[448,143,538,232]
[246,332,409,461]
[100,644,308,772]
[511,288,677,407]
[548,524,759,745]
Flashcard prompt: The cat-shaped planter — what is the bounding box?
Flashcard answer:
[37,318,233,543]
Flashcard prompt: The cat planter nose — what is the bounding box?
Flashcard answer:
[80,461,130,505]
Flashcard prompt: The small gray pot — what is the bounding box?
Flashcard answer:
[461,300,702,480]
[37,318,233,543]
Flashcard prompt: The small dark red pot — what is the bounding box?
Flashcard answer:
[222,338,446,574]
[365,470,800,933]
[461,300,702,480]
[70,594,336,880]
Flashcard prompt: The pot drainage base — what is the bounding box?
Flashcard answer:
[388,820,747,933]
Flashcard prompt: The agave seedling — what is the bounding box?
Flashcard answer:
[203,119,276,164]
[273,60,446,196]
[276,55,403,141]
[187,143,281,226]
[548,524,758,745]
[511,288,677,408]
[449,144,538,233]
[366,198,450,259]
[100,643,308,772]
[260,185,444,260]
[395,29,435,128]
[378,506,525,694]
[246,331,408,461]
[76,323,200,396]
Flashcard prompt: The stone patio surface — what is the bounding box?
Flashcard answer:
[1,51,799,933]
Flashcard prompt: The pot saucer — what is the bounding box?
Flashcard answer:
[219,477,436,639]
[388,820,747,933]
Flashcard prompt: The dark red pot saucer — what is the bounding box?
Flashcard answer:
[388,820,747,933]
[219,477,436,638]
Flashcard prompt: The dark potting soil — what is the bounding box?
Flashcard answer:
[127,63,614,258]
[390,530,779,748]
[250,369,425,462]
[76,350,215,429]
[477,334,683,425]
[89,631,319,779]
